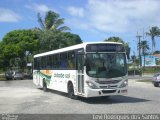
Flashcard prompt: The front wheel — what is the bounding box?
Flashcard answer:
[68,83,78,99]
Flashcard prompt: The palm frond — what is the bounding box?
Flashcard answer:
[58,26,70,31]
[37,13,45,30]
[53,18,64,29]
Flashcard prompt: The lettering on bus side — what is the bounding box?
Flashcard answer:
[53,73,70,78]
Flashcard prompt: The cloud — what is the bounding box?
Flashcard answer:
[67,6,84,17]
[25,3,51,13]
[66,0,160,33]
[0,8,21,22]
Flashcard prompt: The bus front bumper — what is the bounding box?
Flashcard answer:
[84,87,128,98]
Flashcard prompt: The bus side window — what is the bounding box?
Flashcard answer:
[60,53,67,69]
[41,57,46,69]
[46,55,52,69]
[37,57,41,70]
[53,54,60,69]
[68,51,75,69]
[34,58,37,70]
[51,55,54,69]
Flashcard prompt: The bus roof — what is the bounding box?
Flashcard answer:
[34,42,123,58]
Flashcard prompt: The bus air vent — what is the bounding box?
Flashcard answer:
[102,90,116,93]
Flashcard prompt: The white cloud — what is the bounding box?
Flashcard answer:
[67,6,84,17]
[0,8,21,22]
[66,0,160,33]
[66,18,90,30]
[25,3,50,13]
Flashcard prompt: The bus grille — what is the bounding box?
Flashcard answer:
[96,80,121,84]
[100,85,117,89]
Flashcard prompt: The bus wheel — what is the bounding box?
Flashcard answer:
[43,80,48,92]
[68,83,78,99]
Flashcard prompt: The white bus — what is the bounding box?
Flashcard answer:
[33,42,128,99]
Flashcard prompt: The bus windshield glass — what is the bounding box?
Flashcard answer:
[86,53,127,78]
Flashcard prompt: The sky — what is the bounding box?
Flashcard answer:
[0,0,160,56]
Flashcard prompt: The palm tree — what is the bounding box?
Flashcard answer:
[139,40,150,68]
[37,11,70,52]
[37,11,70,31]
[146,26,160,54]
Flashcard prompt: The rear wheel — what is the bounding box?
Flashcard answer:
[68,83,78,99]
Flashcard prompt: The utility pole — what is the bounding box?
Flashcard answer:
[136,32,142,72]
[133,51,136,77]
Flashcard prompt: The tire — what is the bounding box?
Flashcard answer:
[68,83,78,99]
[154,83,159,87]
[43,80,48,92]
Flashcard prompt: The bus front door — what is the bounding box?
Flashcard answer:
[77,54,84,94]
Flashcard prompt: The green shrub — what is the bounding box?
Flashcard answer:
[0,74,5,80]
[128,69,141,75]
[142,67,160,73]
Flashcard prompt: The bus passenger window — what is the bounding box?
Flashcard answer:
[46,55,52,69]
[60,53,67,69]
[68,51,75,69]
[53,54,59,69]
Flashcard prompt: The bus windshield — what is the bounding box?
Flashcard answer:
[86,53,127,78]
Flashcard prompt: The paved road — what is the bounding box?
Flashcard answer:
[0,79,159,114]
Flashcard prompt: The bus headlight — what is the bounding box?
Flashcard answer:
[86,81,98,89]
[119,80,128,88]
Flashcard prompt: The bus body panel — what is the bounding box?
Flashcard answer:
[33,69,128,98]
[33,42,128,98]
[33,70,77,93]
[83,73,128,97]
[84,86,128,97]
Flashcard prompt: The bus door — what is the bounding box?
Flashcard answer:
[37,58,41,86]
[77,50,85,94]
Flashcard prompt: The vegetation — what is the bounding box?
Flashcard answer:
[37,11,82,52]
[0,29,39,71]
[37,11,70,31]
[129,65,160,76]
[154,51,160,54]
[142,67,160,74]
[146,26,160,54]
[0,10,82,71]
[128,69,142,75]
[139,40,150,68]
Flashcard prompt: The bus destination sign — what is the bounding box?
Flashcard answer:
[86,44,125,52]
